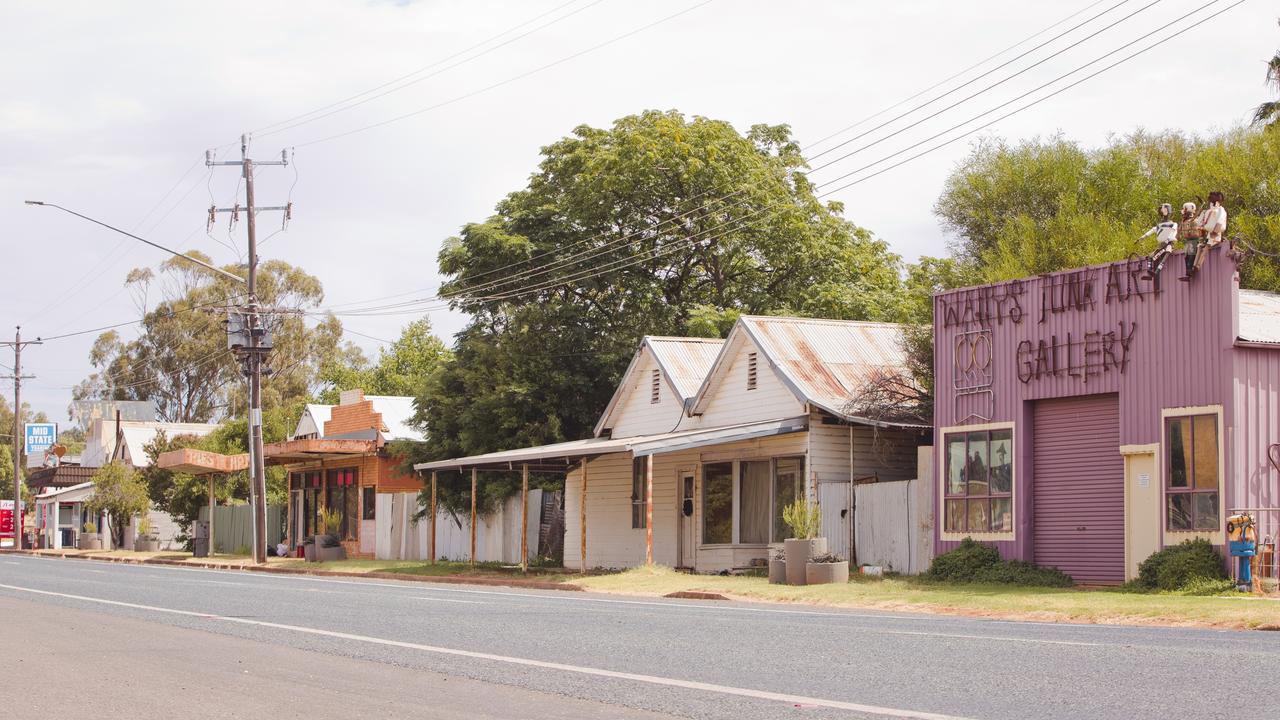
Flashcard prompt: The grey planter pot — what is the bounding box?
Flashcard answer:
[77,535,102,551]
[318,543,347,563]
[806,560,850,585]
[134,536,160,552]
[304,541,317,562]
[783,537,827,586]
[768,559,787,584]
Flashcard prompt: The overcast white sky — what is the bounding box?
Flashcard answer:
[1,0,1275,422]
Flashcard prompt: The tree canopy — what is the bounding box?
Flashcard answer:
[414,110,905,467]
[936,128,1280,290]
[317,319,450,404]
[86,460,149,547]
[74,253,344,422]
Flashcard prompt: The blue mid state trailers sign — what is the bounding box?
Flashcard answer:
[24,422,57,457]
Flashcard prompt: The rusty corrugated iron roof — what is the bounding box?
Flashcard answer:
[1239,289,1280,345]
[646,336,724,399]
[593,336,724,437]
[689,316,922,427]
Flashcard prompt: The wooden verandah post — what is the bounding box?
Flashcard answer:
[430,471,437,565]
[520,464,529,573]
[645,453,654,566]
[470,467,477,568]
[579,459,589,573]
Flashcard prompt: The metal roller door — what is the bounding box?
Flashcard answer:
[1032,394,1124,584]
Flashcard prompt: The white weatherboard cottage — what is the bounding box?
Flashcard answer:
[416,316,930,573]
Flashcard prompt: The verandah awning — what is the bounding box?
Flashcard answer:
[411,416,810,473]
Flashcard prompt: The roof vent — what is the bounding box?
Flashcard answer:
[650,369,661,404]
[747,352,758,390]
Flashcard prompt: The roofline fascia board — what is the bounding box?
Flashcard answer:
[592,340,649,438]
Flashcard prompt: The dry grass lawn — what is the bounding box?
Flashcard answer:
[577,566,1280,630]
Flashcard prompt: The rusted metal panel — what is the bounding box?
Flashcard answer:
[1238,289,1280,345]
[647,337,724,399]
[156,448,249,475]
[742,317,911,423]
[1032,394,1125,584]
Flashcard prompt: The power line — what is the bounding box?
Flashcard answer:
[319,0,1160,310]
[298,0,1127,311]
[292,0,716,148]
[253,0,606,139]
[316,0,1244,319]
[802,0,1116,151]
[807,0,1143,163]
[36,295,244,342]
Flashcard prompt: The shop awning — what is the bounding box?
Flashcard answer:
[261,438,378,464]
[413,416,809,473]
[156,448,249,475]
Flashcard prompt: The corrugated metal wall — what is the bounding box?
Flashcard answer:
[934,248,1255,562]
[1032,394,1124,583]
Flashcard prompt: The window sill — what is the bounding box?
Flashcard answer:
[939,532,1015,542]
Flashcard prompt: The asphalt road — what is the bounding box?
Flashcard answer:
[1,555,1276,720]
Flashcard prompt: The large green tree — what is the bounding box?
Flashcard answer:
[936,128,1280,290]
[416,110,903,462]
[317,319,450,404]
[74,253,344,422]
[86,461,149,547]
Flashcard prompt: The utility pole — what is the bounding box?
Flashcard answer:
[207,134,289,564]
[2,328,41,549]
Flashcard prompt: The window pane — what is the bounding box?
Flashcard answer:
[990,429,1013,494]
[362,487,376,521]
[773,457,802,542]
[345,486,359,540]
[946,435,966,496]
[945,499,965,533]
[1192,416,1219,490]
[739,461,771,544]
[702,463,733,544]
[1167,493,1193,531]
[631,457,647,529]
[966,431,989,496]
[1167,418,1190,488]
[991,497,1013,532]
[967,499,990,533]
[1193,492,1219,531]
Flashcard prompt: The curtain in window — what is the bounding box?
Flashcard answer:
[773,457,802,541]
[740,461,771,544]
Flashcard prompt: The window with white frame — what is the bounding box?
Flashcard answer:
[702,457,806,545]
[1165,414,1220,531]
[943,429,1013,534]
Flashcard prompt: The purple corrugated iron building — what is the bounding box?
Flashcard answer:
[932,247,1280,584]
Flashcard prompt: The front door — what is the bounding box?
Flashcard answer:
[1124,449,1160,581]
[679,472,696,568]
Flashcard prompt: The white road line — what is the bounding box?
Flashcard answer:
[409,596,486,605]
[0,582,977,720]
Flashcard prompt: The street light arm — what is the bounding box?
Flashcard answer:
[24,200,248,285]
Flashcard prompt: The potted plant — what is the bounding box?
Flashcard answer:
[134,516,160,552]
[315,507,346,563]
[806,552,850,585]
[77,520,102,550]
[768,546,787,584]
[302,535,317,562]
[781,498,825,586]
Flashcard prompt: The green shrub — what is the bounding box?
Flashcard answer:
[781,499,821,540]
[1136,539,1226,591]
[924,538,1001,581]
[970,560,1073,587]
[924,538,1073,587]
[1175,576,1238,596]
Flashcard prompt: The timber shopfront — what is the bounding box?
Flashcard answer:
[933,247,1280,584]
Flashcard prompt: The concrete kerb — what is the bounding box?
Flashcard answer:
[0,550,583,592]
